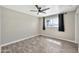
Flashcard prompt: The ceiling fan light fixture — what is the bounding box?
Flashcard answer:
[30,5,50,15]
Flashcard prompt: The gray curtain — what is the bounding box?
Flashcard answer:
[43,17,46,30]
[58,14,65,32]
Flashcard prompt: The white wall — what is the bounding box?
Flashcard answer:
[1,7,39,44]
[75,8,79,43]
[75,14,79,43]
[75,8,79,52]
[0,6,2,45]
[39,12,75,42]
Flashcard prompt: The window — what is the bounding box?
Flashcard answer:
[46,15,58,27]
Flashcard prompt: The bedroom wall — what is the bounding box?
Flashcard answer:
[1,7,39,44]
[75,8,79,44]
[39,11,75,42]
[75,7,79,52]
[1,6,76,45]
[0,6,2,45]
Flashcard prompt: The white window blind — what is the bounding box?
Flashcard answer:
[46,15,58,27]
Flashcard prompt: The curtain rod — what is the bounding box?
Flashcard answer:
[42,12,67,17]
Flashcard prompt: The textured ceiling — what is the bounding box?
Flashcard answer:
[2,5,77,17]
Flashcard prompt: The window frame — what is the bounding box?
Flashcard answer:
[45,15,59,28]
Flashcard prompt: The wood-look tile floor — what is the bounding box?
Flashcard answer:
[1,35,78,53]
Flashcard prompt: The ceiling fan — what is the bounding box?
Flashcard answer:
[30,5,50,15]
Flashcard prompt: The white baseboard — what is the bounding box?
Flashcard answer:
[0,34,77,48]
[1,34,40,47]
[40,34,76,43]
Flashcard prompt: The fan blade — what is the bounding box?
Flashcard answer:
[39,11,46,14]
[35,5,39,9]
[30,10,37,12]
[35,5,41,9]
[41,8,50,11]
[41,12,46,14]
